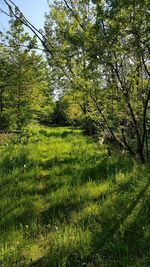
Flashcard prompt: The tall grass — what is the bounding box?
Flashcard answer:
[0,127,150,266]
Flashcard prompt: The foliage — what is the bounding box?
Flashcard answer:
[1,0,149,161]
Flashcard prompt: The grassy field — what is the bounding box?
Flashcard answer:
[0,127,150,267]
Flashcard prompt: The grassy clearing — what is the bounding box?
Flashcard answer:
[0,127,150,266]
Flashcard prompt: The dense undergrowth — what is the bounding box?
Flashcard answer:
[0,127,150,267]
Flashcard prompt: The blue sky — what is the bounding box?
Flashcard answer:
[0,0,51,32]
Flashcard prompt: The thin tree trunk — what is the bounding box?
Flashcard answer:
[141,89,150,160]
[0,87,3,114]
[17,65,21,129]
[146,128,149,160]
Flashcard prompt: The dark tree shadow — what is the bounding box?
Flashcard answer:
[80,156,133,184]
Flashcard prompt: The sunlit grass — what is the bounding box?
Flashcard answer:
[0,127,150,266]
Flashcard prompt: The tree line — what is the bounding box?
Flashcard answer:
[0,18,54,130]
[0,0,150,163]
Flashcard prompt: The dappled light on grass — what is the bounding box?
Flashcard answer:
[0,127,150,266]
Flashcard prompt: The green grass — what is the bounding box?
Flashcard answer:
[0,127,150,266]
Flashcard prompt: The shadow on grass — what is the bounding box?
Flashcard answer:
[88,179,150,266]
[40,156,75,170]
[29,176,150,267]
[39,129,81,139]
[39,200,82,226]
[0,199,40,235]
[80,156,133,184]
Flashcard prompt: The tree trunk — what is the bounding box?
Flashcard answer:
[0,87,3,114]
